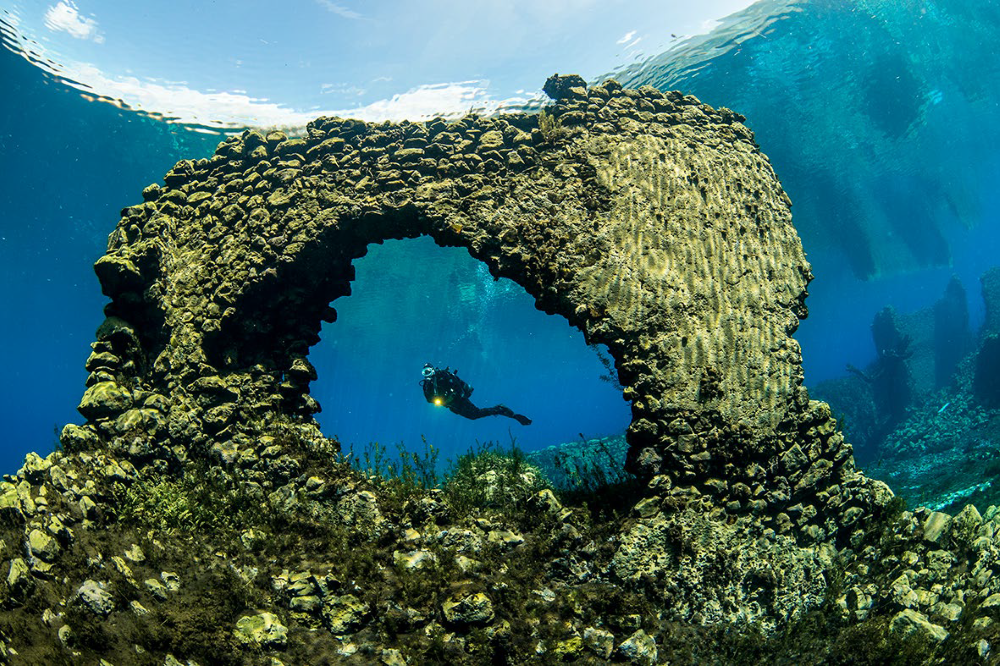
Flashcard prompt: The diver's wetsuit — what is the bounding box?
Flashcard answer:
[420,365,532,426]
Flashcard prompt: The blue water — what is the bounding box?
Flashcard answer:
[2,0,999,476]
[0,44,218,473]
[312,237,631,461]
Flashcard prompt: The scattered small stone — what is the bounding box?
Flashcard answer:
[145,578,167,601]
[74,579,115,617]
[922,512,952,544]
[616,629,658,665]
[584,626,615,659]
[234,611,288,648]
[380,648,406,666]
[890,609,949,643]
[124,544,145,563]
[442,592,494,627]
[27,528,60,563]
[323,594,368,634]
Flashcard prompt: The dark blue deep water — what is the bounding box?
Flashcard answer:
[2,1,999,500]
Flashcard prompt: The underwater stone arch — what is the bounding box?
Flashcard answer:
[66,76,889,535]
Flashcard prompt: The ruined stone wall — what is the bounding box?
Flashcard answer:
[60,76,888,543]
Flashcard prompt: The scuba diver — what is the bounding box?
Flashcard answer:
[420,364,532,426]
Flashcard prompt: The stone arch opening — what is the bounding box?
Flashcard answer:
[195,197,635,453]
[310,235,632,459]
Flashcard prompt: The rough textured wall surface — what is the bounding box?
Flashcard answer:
[6,77,995,664]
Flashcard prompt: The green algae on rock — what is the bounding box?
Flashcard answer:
[0,75,993,664]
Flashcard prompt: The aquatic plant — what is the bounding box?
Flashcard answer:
[111,463,272,535]
[590,343,624,391]
[347,438,440,489]
[537,109,565,142]
[441,439,550,515]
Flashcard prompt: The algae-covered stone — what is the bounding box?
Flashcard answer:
[981,592,1000,610]
[161,571,181,592]
[74,579,115,617]
[554,635,583,659]
[394,147,425,161]
[0,490,23,522]
[478,130,504,149]
[288,356,317,381]
[276,138,307,156]
[60,423,98,451]
[890,609,949,643]
[323,594,368,634]
[78,381,133,419]
[289,595,322,613]
[922,512,952,544]
[96,315,139,347]
[48,464,68,490]
[235,611,288,648]
[102,461,131,482]
[337,490,385,535]
[616,629,658,665]
[6,557,33,596]
[487,529,524,549]
[584,627,615,659]
[393,549,437,570]
[937,602,963,622]
[145,578,167,600]
[28,528,60,563]
[124,543,146,563]
[15,480,34,515]
[532,488,562,513]
[78,495,98,519]
[21,452,51,483]
[114,407,165,434]
[442,592,494,627]
[380,648,406,666]
[93,254,143,295]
